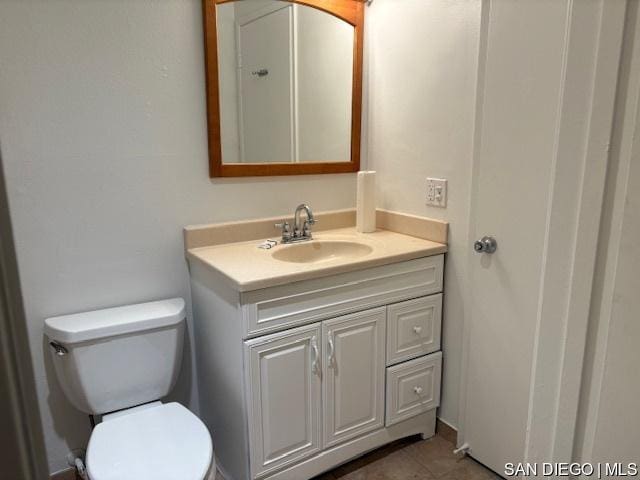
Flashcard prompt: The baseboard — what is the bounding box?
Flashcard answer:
[215,453,230,480]
[436,417,458,444]
[50,467,79,480]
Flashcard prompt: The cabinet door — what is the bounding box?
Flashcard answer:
[245,323,322,478]
[323,307,386,448]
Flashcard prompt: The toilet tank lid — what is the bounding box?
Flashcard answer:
[44,298,186,345]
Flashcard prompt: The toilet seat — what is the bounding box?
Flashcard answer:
[86,402,213,480]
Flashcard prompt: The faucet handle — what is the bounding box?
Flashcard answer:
[303,220,313,238]
[275,221,292,241]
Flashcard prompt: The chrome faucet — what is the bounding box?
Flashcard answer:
[275,204,316,243]
[294,204,315,238]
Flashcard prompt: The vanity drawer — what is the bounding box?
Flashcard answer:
[386,294,442,366]
[385,352,442,427]
[241,255,444,338]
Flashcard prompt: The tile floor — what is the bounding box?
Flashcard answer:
[216,433,501,480]
[314,434,500,480]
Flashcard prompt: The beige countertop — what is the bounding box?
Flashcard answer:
[187,227,447,292]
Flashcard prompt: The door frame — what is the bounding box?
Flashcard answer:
[458,0,627,464]
[575,0,640,463]
[0,145,49,479]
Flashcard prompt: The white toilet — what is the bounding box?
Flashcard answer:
[44,298,215,480]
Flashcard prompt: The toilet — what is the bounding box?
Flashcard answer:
[44,298,215,480]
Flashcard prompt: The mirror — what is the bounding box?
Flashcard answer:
[203,0,364,177]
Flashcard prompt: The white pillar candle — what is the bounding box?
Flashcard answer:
[356,171,376,233]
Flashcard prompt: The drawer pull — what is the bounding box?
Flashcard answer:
[327,331,336,368]
[311,336,321,376]
[412,326,423,334]
[413,386,423,395]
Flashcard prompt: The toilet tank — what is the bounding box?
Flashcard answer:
[44,298,186,415]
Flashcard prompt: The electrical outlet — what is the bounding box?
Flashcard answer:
[426,178,447,207]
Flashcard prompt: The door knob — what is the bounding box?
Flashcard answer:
[474,236,497,254]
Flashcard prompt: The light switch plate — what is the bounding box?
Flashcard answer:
[426,178,447,207]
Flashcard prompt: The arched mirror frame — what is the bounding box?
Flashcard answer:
[202,0,364,177]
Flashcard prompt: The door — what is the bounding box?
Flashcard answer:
[0,148,49,479]
[245,323,322,478]
[238,4,294,163]
[460,0,623,473]
[322,307,386,448]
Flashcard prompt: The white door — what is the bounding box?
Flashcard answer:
[322,307,386,448]
[238,4,294,163]
[244,323,322,478]
[460,0,623,474]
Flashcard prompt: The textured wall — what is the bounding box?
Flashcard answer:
[0,0,356,473]
[365,0,481,427]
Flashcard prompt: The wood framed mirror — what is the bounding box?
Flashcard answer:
[202,0,364,177]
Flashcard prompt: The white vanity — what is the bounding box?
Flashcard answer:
[185,210,447,480]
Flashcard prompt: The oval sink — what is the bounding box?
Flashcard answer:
[271,240,373,264]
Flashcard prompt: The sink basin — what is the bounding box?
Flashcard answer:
[271,240,374,264]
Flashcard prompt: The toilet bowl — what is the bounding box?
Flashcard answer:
[87,402,214,480]
[45,298,214,480]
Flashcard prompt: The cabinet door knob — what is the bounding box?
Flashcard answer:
[413,386,423,395]
[412,326,422,334]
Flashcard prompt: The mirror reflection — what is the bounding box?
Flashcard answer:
[216,1,354,164]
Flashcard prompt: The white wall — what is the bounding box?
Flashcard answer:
[0,0,486,472]
[365,0,481,427]
[0,0,356,474]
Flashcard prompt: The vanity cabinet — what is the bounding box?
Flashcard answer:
[190,254,445,480]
